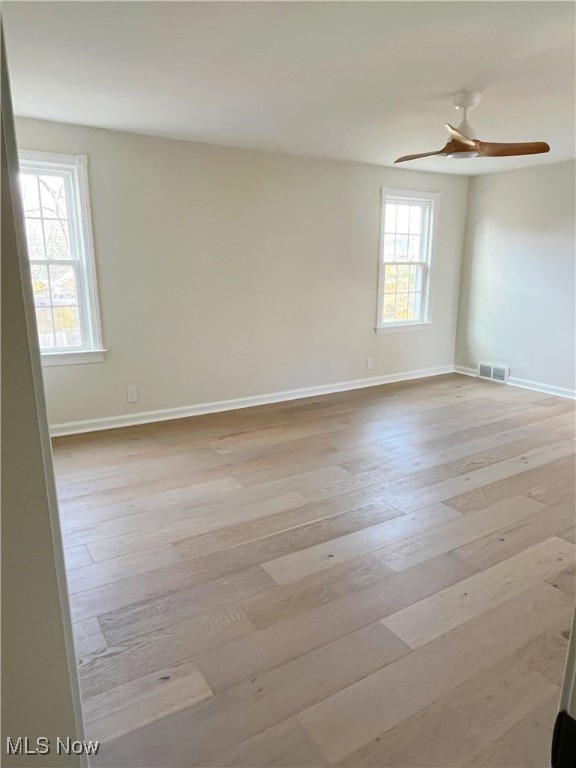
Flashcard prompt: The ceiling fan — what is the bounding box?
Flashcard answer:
[395,91,550,164]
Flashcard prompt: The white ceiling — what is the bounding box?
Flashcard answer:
[3,1,575,175]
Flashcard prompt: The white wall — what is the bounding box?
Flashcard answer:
[3,60,83,765]
[456,160,575,396]
[16,118,469,428]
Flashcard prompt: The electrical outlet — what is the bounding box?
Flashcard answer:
[127,386,139,404]
[366,356,374,370]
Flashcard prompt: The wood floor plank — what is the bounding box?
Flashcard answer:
[210,418,351,454]
[338,654,557,766]
[331,398,535,452]
[58,437,340,512]
[501,690,560,767]
[446,453,575,514]
[547,565,576,598]
[279,503,403,551]
[174,494,403,561]
[66,466,350,550]
[83,658,213,742]
[93,621,409,767]
[295,583,573,764]
[382,537,575,649]
[79,607,255,699]
[56,450,230,501]
[70,535,295,618]
[60,475,244,530]
[202,718,328,767]
[64,544,93,569]
[455,498,575,570]
[464,740,528,767]
[373,496,546,572]
[66,545,182,595]
[261,504,461,585]
[340,415,573,477]
[195,553,476,692]
[516,623,572,686]
[340,427,573,509]
[386,440,575,514]
[242,551,476,631]
[73,618,107,659]
[407,405,572,463]
[355,403,573,463]
[559,525,575,544]
[234,442,383,488]
[96,566,274,642]
[86,491,305,562]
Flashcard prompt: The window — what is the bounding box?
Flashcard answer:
[376,188,439,332]
[18,150,104,365]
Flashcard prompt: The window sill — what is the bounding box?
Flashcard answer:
[375,322,433,335]
[41,350,106,367]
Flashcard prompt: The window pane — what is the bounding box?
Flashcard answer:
[409,206,422,234]
[49,264,78,304]
[31,264,50,306]
[395,293,409,321]
[409,265,417,291]
[395,235,408,260]
[383,294,396,322]
[20,174,41,216]
[384,264,397,293]
[396,265,410,292]
[25,219,46,259]
[408,235,421,261]
[44,219,71,260]
[39,174,68,219]
[35,307,55,349]
[396,205,410,233]
[407,293,416,320]
[383,234,396,262]
[384,204,397,233]
[53,306,81,347]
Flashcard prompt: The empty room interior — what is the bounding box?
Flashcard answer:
[2,2,576,766]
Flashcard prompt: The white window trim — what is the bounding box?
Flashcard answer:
[376,321,434,335]
[375,187,440,333]
[42,350,106,367]
[19,149,106,365]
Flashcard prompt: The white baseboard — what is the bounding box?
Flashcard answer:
[49,366,454,437]
[454,366,477,377]
[507,376,576,400]
[454,365,576,400]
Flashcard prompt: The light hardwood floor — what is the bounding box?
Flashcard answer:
[52,374,576,767]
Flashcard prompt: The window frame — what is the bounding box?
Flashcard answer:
[376,188,440,334]
[18,149,105,366]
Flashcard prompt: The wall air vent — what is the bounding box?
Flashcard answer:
[478,363,492,379]
[478,363,510,383]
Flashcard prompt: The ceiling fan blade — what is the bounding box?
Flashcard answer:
[477,141,550,157]
[445,123,475,147]
[394,149,445,164]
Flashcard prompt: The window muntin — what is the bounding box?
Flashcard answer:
[377,190,438,328]
[18,152,103,358]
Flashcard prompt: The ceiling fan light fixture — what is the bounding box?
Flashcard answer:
[394,90,550,165]
[446,150,479,159]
